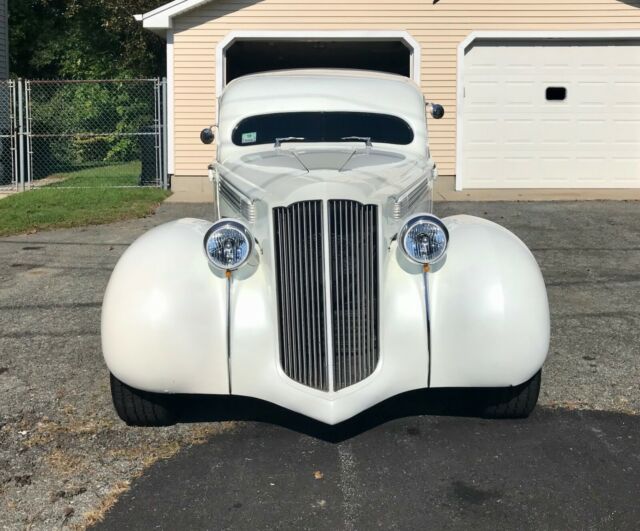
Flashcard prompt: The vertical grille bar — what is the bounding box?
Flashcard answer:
[329,200,379,391]
[273,201,328,390]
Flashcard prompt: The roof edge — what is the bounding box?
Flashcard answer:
[136,0,214,29]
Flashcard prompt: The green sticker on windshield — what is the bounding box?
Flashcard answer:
[241,132,257,144]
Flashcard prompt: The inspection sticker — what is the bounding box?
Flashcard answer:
[242,132,257,144]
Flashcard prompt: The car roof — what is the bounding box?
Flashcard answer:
[219,69,425,121]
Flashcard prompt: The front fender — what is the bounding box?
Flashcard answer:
[101,218,229,394]
[429,215,550,388]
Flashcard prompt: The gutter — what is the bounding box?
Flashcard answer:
[133,13,168,38]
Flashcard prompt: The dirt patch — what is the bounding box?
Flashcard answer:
[0,399,234,530]
[0,210,234,530]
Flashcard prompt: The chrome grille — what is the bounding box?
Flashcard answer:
[273,200,379,392]
[273,201,328,390]
[329,200,379,390]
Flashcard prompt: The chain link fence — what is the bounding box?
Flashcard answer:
[0,78,168,192]
[0,80,16,190]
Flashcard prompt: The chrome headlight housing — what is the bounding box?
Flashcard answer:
[204,219,254,271]
[399,214,449,265]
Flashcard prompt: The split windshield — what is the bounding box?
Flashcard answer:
[232,112,414,147]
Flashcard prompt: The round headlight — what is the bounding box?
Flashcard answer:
[204,219,253,270]
[399,214,449,265]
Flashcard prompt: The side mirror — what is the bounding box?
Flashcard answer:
[427,103,445,120]
[200,127,215,145]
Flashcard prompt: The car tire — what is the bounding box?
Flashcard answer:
[110,373,179,426]
[479,370,542,419]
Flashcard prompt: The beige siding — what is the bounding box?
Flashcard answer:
[171,0,640,184]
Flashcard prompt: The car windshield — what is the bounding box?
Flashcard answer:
[232,112,414,147]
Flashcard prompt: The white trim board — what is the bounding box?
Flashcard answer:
[135,0,213,30]
[215,30,422,96]
[455,30,640,191]
[166,29,175,175]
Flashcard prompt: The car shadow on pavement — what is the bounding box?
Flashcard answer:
[178,388,495,443]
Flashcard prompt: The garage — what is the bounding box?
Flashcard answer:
[458,34,640,189]
[135,0,640,199]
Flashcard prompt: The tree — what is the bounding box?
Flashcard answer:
[9,0,167,79]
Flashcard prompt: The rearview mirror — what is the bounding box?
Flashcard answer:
[427,103,445,120]
[200,127,215,145]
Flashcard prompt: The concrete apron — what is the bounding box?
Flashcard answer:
[164,175,640,203]
[434,176,640,202]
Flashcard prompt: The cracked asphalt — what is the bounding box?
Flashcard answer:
[1,201,639,530]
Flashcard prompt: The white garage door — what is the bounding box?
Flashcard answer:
[460,39,640,188]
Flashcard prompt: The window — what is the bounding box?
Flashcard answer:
[232,112,415,146]
[546,87,567,101]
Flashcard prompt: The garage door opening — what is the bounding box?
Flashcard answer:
[224,39,413,85]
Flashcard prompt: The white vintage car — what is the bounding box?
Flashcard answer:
[102,70,550,426]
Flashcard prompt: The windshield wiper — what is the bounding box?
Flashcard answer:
[273,137,309,172]
[341,136,372,147]
[274,137,306,148]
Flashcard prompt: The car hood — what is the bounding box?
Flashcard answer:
[218,146,430,208]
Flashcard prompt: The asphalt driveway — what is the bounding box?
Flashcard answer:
[1,201,639,530]
[94,409,640,531]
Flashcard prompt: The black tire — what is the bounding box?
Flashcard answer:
[479,370,542,419]
[110,373,179,426]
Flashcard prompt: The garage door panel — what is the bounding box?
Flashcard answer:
[503,120,535,145]
[462,40,640,189]
[505,81,535,106]
[466,80,500,106]
[463,157,499,183]
[613,83,640,107]
[609,160,640,183]
[465,118,500,146]
[576,82,609,107]
[613,120,640,143]
[573,158,610,183]
[503,158,534,182]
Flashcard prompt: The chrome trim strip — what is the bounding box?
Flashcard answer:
[323,200,335,392]
[392,176,432,220]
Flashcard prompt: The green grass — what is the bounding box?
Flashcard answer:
[0,162,170,236]
[45,160,144,188]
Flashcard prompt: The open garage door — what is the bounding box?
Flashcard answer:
[217,32,420,93]
[226,40,411,83]
[458,35,640,189]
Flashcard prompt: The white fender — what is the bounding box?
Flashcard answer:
[101,219,229,395]
[429,215,550,388]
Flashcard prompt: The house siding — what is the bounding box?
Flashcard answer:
[170,0,640,190]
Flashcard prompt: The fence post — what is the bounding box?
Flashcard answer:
[10,81,18,191]
[17,79,25,192]
[24,81,32,190]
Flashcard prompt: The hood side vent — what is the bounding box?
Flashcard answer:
[219,177,257,223]
[392,177,432,220]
